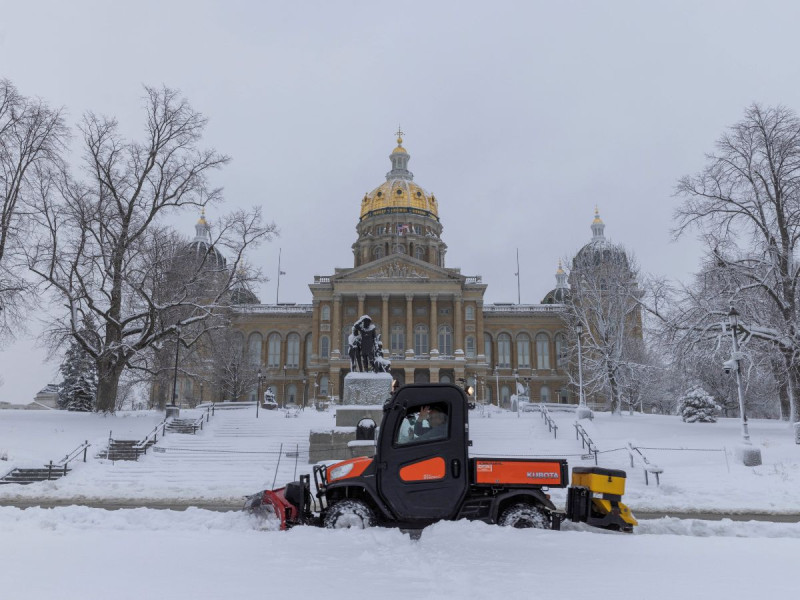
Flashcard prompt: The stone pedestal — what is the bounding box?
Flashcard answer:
[343,372,393,405]
[165,406,180,419]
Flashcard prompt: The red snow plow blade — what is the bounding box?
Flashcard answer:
[243,475,314,530]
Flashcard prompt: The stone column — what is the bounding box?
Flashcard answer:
[454,295,464,352]
[311,298,320,362]
[405,293,414,355]
[381,294,390,344]
[429,366,440,383]
[357,294,365,318]
[332,294,342,358]
[404,367,415,386]
[476,300,485,358]
[429,294,438,353]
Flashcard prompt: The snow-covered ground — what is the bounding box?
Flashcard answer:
[1,505,798,600]
[1,404,798,513]
[2,405,798,599]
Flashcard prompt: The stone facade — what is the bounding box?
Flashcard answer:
[227,134,573,408]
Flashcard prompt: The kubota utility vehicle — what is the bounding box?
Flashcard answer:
[244,383,637,532]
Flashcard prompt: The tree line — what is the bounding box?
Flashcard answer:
[0,80,276,411]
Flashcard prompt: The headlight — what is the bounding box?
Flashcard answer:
[329,462,354,481]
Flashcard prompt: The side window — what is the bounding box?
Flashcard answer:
[394,402,450,446]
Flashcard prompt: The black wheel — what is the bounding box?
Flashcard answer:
[324,499,376,529]
[498,503,549,529]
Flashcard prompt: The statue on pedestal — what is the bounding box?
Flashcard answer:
[348,315,391,374]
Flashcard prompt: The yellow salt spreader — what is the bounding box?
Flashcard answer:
[564,466,638,532]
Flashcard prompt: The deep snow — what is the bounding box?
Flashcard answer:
[1,505,797,600]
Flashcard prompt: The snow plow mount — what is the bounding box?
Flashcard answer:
[243,474,316,529]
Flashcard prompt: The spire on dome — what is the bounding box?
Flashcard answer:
[555,260,568,289]
[591,206,605,241]
[194,208,211,243]
[387,127,413,180]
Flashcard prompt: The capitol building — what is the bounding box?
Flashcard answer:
[209,132,594,409]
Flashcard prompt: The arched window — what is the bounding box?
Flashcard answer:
[540,385,551,403]
[484,334,492,364]
[558,388,569,403]
[438,325,453,356]
[516,333,531,368]
[373,246,385,259]
[498,333,511,368]
[465,335,476,358]
[501,385,511,408]
[390,324,405,355]
[555,333,566,369]
[465,305,475,321]
[414,324,429,355]
[414,246,425,260]
[414,370,430,383]
[267,333,281,368]
[286,334,300,368]
[319,376,329,397]
[247,332,262,366]
[286,384,297,405]
[305,334,312,366]
[536,333,551,370]
[320,336,330,359]
[321,305,330,321]
[485,386,493,405]
[440,374,452,384]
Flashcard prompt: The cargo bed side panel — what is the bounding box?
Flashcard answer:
[471,458,568,487]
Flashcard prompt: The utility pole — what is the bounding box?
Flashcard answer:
[276,248,286,304]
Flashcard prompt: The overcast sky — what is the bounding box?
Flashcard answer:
[3,0,800,403]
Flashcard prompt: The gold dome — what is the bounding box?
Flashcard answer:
[359,132,439,220]
[592,205,603,225]
[360,179,438,220]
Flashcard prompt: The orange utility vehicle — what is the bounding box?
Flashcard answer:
[245,383,637,532]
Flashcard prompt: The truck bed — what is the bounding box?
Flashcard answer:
[469,457,568,488]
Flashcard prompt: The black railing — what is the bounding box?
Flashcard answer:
[574,422,598,465]
[540,404,558,439]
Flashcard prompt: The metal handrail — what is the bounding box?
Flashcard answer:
[540,405,558,439]
[574,422,599,465]
[626,442,664,485]
[134,418,168,451]
[57,440,91,467]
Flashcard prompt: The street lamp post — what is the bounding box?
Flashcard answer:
[727,306,762,466]
[283,365,288,408]
[256,368,263,418]
[575,322,592,420]
[494,367,500,408]
[167,326,181,418]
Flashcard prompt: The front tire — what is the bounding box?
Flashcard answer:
[498,503,549,529]
[324,499,376,529]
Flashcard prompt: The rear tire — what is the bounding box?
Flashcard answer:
[324,499,376,529]
[498,503,549,529]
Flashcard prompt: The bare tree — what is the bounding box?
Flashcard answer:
[29,86,276,412]
[0,80,65,341]
[673,104,800,422]
[565,242,643,414]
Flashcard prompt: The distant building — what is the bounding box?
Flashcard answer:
[33,384,59,409]
[153,133,634,409]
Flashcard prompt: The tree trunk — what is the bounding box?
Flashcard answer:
[95,358,124,413]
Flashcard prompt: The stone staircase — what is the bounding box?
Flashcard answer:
[0,465,71,485]
[165,418,202,434]
[101,439,155,461]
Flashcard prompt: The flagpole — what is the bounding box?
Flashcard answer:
[515,248,521,305]
[276,248,282,305]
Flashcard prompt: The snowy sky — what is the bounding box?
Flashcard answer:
[4,0,800,402]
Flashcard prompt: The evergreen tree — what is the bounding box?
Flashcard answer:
[58,339,97,411]
[677,386,719,423]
